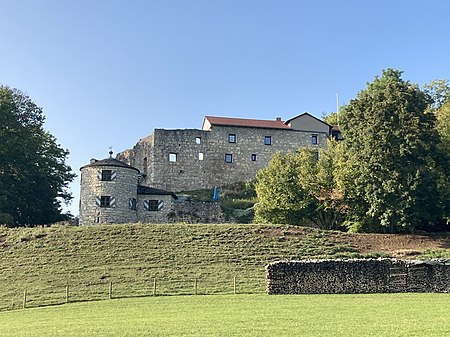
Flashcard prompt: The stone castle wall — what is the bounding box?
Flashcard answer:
[79,165,139,225]
[118,126,327,192]
[266,259,450,294]
[136,194,175,223]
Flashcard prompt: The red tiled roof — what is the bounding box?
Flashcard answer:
[204,116,292,130]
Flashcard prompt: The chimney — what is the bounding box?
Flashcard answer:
[276,117,282,122]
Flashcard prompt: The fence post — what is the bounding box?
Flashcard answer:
[66,284,70,303]
[23,289,27,309]
[194,278,198,295]
[153,278,157,296]
[233,276,237,294]
[109,281,113,300]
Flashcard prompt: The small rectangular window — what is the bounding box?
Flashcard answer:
[196,137,201,144]
[143,157,148,173]
[100,196,111,207]
[101,170,112,181]
[198,152,204,160]
[225,153,233,163]
[228,134,236,143]
[312,135,318,145]
[251,154,257,161]
[129,198,137,210]
[169,153,177,162]
[264,136,272,145]
[144,199,163,211]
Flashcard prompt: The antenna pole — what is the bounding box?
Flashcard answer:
[336,93,339,125]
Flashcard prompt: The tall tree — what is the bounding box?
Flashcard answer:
[254,152,310,225]
[0,86,75,226]
[255,141,346,229]
[339,69,445,232]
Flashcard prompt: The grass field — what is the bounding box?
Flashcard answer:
[0,223,370,310]
[0,223,448,311]
[0,293,449,337]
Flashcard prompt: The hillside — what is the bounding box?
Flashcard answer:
[0,223,449,311]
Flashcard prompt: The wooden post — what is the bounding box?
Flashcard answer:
[194,278,198,295]
[23,289,27,309]
[153,278,157,296]
[233,276,237,295]
[66,285,70,303]
[109,281,113,300]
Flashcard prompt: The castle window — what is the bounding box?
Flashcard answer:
[196,137,201,144]
[225,154,233,163]
[251,154,257,161]
[312,134,318,145]
[99,170,116,181]
[96,195,116,208]
[198,152,204,160]
[143,157,148,174]
[169,153,177,162]
[144,199,163,211]
[264,136,272,145]
[228,134,236,143]
[129,198,137,210]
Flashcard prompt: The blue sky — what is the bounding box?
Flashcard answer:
[2,0,450,216]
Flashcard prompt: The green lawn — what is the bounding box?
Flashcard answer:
[0,294,449,337]
[0,223,370,310]
[0,223,448,312]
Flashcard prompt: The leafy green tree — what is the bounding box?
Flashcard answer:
[339,69,445,233]
[423,79,450,111]
[255,141,346,229]
[254,152,310,225]
[0,86,75,226]
[434,101,450,225]
[322,111,339,126]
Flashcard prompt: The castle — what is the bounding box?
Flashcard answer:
[79,113,338,225]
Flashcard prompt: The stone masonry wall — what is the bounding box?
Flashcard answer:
[118,126,327,192]
[169,201,226,223]
[136,194,175,223]
[79,165,139,225]
[266,259,450,294]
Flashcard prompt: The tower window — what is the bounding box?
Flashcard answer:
[129,198,137,210]
[225,154,233,163]
[264,136,272,145]
[196,137,201,144]
[100,170,116,181]
[228,134,236,143]
[251,154,257,161]
[169,153,177,162]
[198,152,204,160]
[96,195,116,208]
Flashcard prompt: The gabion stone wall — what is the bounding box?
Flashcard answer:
[266,259,450,294]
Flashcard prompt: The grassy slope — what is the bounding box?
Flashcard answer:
[0,223,447,311]
[0,294,449,337]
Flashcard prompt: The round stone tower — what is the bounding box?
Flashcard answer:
[79,155,140,225]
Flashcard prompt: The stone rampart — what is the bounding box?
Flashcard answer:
[169,201,226,223]
[266,259,450,294]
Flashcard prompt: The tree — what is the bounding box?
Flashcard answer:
[254,141,347,229]
[0,86,76,226]
[423,79,450,112]
[339,69,446,233]
[254,152,310,225]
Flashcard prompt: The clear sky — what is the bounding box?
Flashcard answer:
[1,0,450,216]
